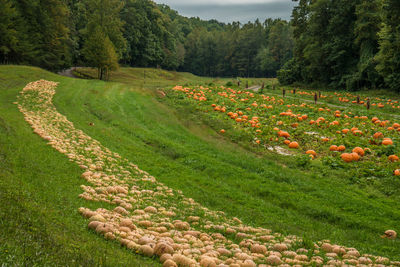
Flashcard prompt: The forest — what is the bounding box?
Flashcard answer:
[278,0,400,92]
[0,0,399,91]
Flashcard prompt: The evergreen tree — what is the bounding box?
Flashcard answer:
[0,0,18,64]
[376,0,400,92]
[351,0,383,90]
[84,0,126,57]
[38,0,72,70]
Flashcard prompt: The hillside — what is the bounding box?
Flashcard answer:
[1,66,400,266]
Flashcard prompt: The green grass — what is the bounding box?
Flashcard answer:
[0,66,157,266]
[1,66,400,265]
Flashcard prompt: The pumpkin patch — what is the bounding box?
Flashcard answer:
[15,80,400,266]
[170,85,400,177]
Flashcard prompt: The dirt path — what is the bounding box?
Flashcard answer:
[58,67,77,78]
[247,85,261,92]
[15,80,398,266]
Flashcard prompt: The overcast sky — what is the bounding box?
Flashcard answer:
[153,0,297,23]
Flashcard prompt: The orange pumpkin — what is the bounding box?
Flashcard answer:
[220,129,226,134]
[352,147,365,157]
[382,138,393,146]
[394,169,400,176]
[388,155,399,162]
[278,131,290,138]
[329,145,338,151]
[284,140,291,145]
[306,150,317,157]
[341,153,353,163]
[373,132,383,139]
[288,141,299,149]
[351,152,360,161]
[337,145,346,152]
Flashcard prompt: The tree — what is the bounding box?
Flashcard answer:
[38,0,72,70]
[280,0,364,89]
[257,20,293,77]
[0,0,18,64]
[6,0,71,70]
[82,27,118,80]
[376,0,400,92]
[83,0,126,57]
[351,0,383,90]
[121,0,180,69]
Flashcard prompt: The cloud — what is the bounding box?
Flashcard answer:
[154,1,296,23]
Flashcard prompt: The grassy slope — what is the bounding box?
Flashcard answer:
[0,66,399,265]
[0,66,157,266]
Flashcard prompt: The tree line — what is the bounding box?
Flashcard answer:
[1,0,398,91]
[278,0,400,92]
[0,0,293,79]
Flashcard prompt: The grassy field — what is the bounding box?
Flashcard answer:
[1,66,399,265]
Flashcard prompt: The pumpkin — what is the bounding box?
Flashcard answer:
[284,140,291,145]
[352,147,364,156]
[388,155,399,162]
[288,141,299,149]
[394,169,400,176]
[382,138,393,146]
[383,230,397,240]
[351,152,360,161]
[250,244,267,254]
[266,255,283,265]
[373,132,383,139]
[200,257,216,267]
[278,131,290,138]
[306,150,317,157]
[337,145,346,151]
[220,129,226,134]
[163,259,178,267]
[160,254,173,263]
[341,153,353,163]
[329,145,338,151]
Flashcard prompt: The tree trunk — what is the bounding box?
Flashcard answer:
[100,68,104,80]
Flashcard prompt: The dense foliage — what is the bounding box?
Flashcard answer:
[1,0,398,87]
[0,0,292,79]
[278,0,400,92]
